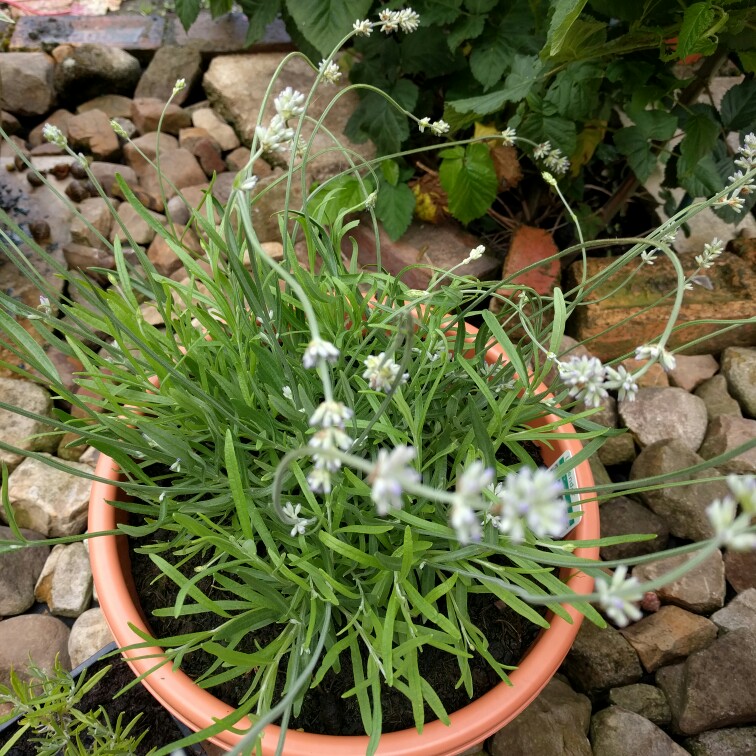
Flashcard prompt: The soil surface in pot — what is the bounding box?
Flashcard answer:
[0,653,194,755]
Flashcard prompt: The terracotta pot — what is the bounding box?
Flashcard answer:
[89,325,599,755]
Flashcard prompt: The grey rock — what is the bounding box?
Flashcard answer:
[0,52,55,116]
[489,677,591,756]
[721,346,756,418]
[122,131,179,171]
[619,387,708,451]
[110,204,165,247]
[34,542,92,618]
[5,455,93,537]
[633,549,725,614]
[0,377,56,470]
[724,549,756,593]
[699,415,756,474]
[53,44,141,104]
[684,726,756,756]
[630,439,727,541]
[0,525,49,616]
[66,109,121,161]
[694,375,743,421]
[67,608,113,668]
[598,433,637,467]
[590,706,687,756]
[70,197,113,249]
[77,94,133,119]
[562,621,642,694]
[191,107,240,151]
[0,614,71,687]
[599,497,669,561]
[130,97,191,136]
[657,627,756,735]
[607,684,671,725]
[667,354,718,392]
[135,148,207,200]
[620,605,717,672]
[135,46,201,106]
[710,588,756,633]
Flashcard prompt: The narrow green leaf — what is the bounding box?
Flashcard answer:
[224,429,254,541]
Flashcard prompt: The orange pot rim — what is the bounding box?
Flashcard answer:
[88,331,599,755]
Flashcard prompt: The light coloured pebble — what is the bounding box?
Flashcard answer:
[34,542,93,617]
[68,608,114,668]
[0,377,56,470]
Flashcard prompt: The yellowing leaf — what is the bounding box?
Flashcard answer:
[571,119,607,175]
[474,122,500,140]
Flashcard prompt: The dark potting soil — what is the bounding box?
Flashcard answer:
[128,443,548,736]
[0,652,190,755]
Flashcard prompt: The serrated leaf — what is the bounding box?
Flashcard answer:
[677,2,720,61]
[614,125,655,182]
[376,181,415,240]
[175,0,201,31]
[518,110,577,156]
[469,30,515,90]
[679,113,719,170]
[400,27,459,76]
[544,62,603,121]
[439,142,497,224]
[625,105,678,141]
[546,17,606,63]
[678,152,724,197]
[447,13,486,51]
[739,51,756,75]
[284,0,371,56]
[236,0,281,46]
[546,0,589,55]
[381,160,400,186]
[415,0,463,25]
[720,78,756,131]
[465,0,496,12]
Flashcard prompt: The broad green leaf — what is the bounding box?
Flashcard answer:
[739,51,756,75]
[678,153,724,198]
[614,126,655,182]
[438,143,497,224]
[175,0,201,31]
[546,0,589,56]
[381,159,400,186]
[679,113,719,170]
[518,110,577,156]
[544,62,603,121]
[415,0,463,25]
[469,29,515,90]
[236,0,281,46]
[400,27,459,76]
[625,105,678,141]
[465,0,496,12]
[284,0,371,56]
[721,78,756,132]
[376,181,415,241]
[677,2,722,60]
[447,13,486,51]
[546,18,606,62]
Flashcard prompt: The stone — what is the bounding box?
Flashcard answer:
[598,434,637,467]
[618,387,708,451]
[489,677,591,755]
[63,244,116,281]
[0,525,49,616]
[721,346,756,418]
[130,98,192,136]
[599,497,669,561]
[0,377,56,470]
[89,161,138,196]
[191,107,240,151]
[630,440,727,541]
[134,46,201,106]
[204,53,374,181]
[69,196,113,249]
[4,454,93,537]
[562,621,642,694]
[77,94,133,119]
[226,145,252,172]
[667,354,718,392]
[620,606,717,672]
[34,542,92,618]
[135,148,207,200]
[122,131,179,170]
[1,110,21,135]
[724,549,756,593]
[684,726,756,755]
[657,627,756,735]
[165,10,285,53]
[178,126,217,152]
[67,608,113,669]
[619,358,669,388]
[699,415,756,474]
[566,252,756,362]
[147,226,202,276]
[193,137,226,177]
[590,707,687,756]
[53,44,141,104]
[166,194,192,225]
[607,684,671,725]
[66,110,120,161]
[0,52,54,116]
[28,109,74,148]
[710,588,756,633]
[0,614,71,686]
[111,204,165,246]
[632,549,725,614]
[694,374,743,421]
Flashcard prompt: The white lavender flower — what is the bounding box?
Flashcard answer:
[595,566,643,627]
[307,466,332,494]
[430,119,450,136]
[37,295,52,317]
[714,193,745,213]
[318,59,342,85]
[282,502,310,537]
[169,459,181,472]
[110,119,128,139]
[727,474,756,513]
[303,338,340,368]
[255,115,295,154]
[640,249,657,265]
[240,175,259,192]
[533,141,551,159]
[727,170,756,196]
[706,496,756,551]
[494,466,566,541]
[544,148,570,175]
[362,353,409,392]
[463,244,485,264]
[450,496,482,544]
[369,445,420,516]
[396,8,420,32]
[172,78,186,94]
[449,461,493,543]
[274,87,306,120]
[604,365,638,402]
[353,19,372,36]
[417,117,431,133]
[733,132,756,171]
[695,238,724,270]
[378,9,399,33]
[364,190,378,210]
[310,427,352,472]
[557,355,608,408]
[309,400,353,429]
[634,344,676,372]
[42,123,67,148]
[500,127,517,147]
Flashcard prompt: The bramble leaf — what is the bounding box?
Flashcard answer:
[447,13,486,51]
[546,0,589,56]
[376,181,416,240]
[285,0,371,56]
[721,78,756,131]
[438,143,497,224]
[237,0,281,46]
[676,2,724,61]
[415,0,464,25]
[614,126,655,182]
[678,112,719,170]
[175,0,201,31]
